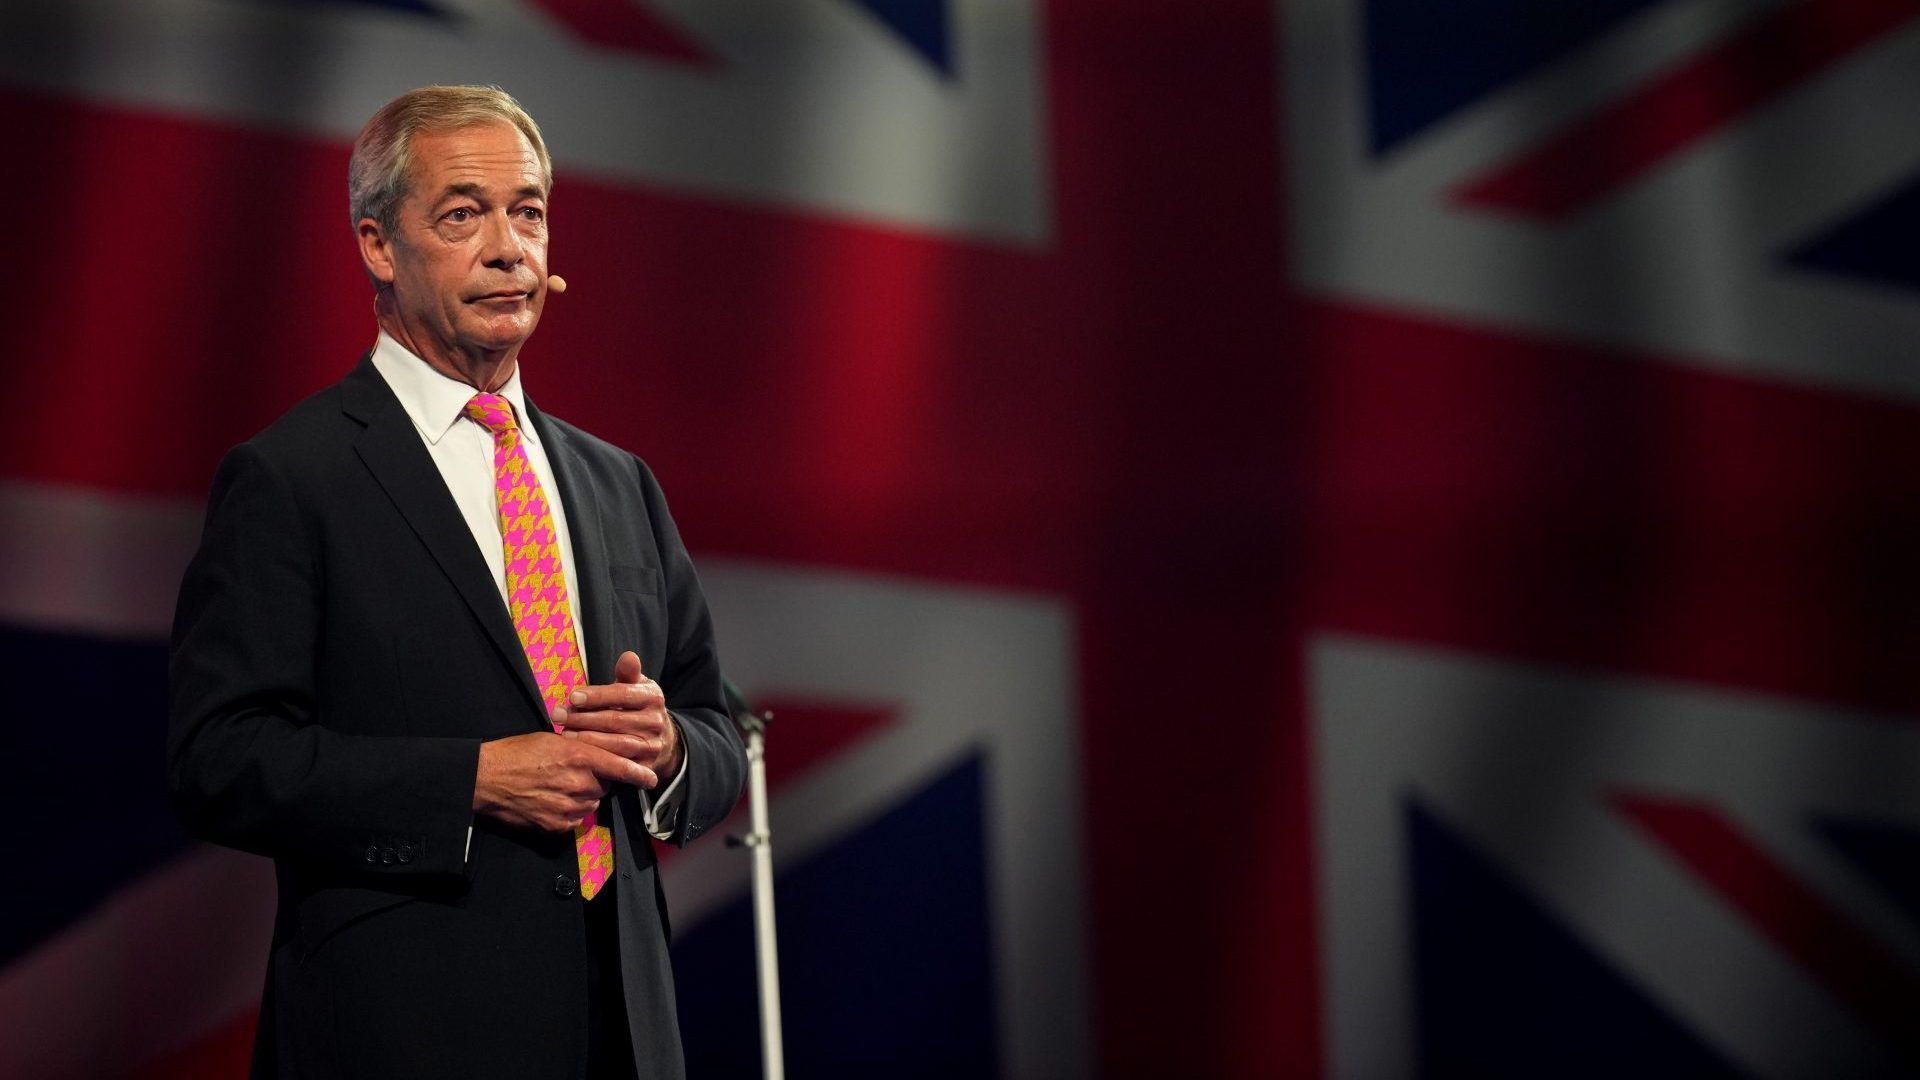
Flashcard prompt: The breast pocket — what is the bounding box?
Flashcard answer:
[606,562,666,669]
[609,563,662,596]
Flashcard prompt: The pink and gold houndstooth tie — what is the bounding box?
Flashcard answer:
[465,393,613,900]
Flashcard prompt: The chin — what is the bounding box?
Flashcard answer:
[467,317,537,352]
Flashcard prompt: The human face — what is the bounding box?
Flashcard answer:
[361,123,550,381]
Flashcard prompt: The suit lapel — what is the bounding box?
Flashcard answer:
[529,403,616,686]
[340,357,548,725]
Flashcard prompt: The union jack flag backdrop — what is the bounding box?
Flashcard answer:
[6,0,1920,1076]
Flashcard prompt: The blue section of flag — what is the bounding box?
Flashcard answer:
[1786,175,1920,294]
[1408,800,1740,1076]
[1364,0,1661,155]
[842,0,952,76]
[672,754,997,1078]
[0,627,191,966]
[1817,817,1920,932]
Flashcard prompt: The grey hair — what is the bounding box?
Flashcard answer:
[348,85,553,237]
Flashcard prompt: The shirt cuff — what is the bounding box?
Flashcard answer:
[640,733,690,841]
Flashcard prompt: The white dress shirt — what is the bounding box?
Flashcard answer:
[370,331,686,842]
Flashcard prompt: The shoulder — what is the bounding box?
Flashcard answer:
[205,365,380,504]
[235,358,398,467]
[246,382,355,459]
[533,409,626,462]
[531,408,665,491]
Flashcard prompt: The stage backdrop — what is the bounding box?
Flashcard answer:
[7,1,1920,1076]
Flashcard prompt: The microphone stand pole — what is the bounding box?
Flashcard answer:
[724,680,785,1080]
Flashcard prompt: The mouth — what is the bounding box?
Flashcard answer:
[469,289,531,303]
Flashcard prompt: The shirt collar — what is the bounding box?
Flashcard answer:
[368,330,540,447]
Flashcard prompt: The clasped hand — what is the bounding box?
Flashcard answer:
[472,651,683,833]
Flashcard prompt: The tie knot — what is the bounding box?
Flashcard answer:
[465,393,518,437]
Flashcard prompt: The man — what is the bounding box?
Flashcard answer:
[168,85,746,1079]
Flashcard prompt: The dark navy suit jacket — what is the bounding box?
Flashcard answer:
[169,356,745,1079]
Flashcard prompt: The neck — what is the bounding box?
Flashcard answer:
[373,290,518,392]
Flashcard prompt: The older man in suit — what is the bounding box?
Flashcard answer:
[168,85,746,1079]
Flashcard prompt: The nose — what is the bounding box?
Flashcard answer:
[480,210,524,270]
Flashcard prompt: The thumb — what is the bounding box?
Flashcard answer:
[615,650,643,684]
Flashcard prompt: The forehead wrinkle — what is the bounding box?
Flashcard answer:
[408,129,549,209]
[425,146,543,174]
[429,179,548,206]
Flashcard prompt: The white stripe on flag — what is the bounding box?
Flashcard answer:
[0,845,274,1076]
[0,481,202,640]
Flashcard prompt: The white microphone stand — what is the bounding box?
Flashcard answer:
[724,682,785,1080]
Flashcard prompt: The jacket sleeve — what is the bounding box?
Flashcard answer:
[168,442,480,877]
[635,457,747,847]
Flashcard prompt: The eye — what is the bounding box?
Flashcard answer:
[446,207,474,222]
[518,206,545,222]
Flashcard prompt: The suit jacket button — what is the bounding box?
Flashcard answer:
[364,845,380,863]
[396,845,414,864]
[553,875,578,898]
[381,847,397,864]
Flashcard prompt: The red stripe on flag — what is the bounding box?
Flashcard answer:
[1454,0,1920,220]
[1616,793,1920,1062]
[526,0,716,66]
[746,699,899,794]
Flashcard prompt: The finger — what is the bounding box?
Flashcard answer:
[549,698,649,732]
[549,796,602,832]
[571,729,650,760]
[566,681,665,712]
[558,769,613,800]
[558,706,667,736]
[615,650,642,685]
[580,743,657,788]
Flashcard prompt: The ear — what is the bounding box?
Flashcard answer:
[357,217,398,286]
